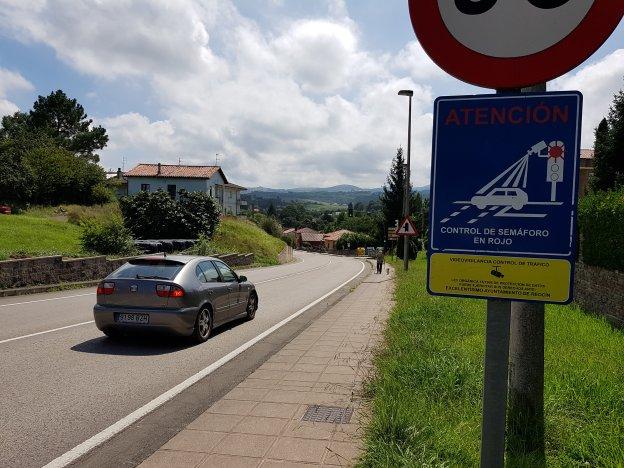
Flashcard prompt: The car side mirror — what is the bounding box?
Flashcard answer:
[238,275,247,283]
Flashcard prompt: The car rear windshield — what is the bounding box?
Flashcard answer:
[109,259,185,280]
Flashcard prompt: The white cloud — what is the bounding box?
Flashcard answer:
[392,41,447,81]
[272,20,358,93]
[0,0,228,79]
[0,0,441,187]
[99,113,178,164]
[0,67,33,117]
[552,49,624,148]
[0,98,19,116]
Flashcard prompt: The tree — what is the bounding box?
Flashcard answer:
[0,112,32,141]
[29,90,108,162]
[590,118,615,192]
[24,145,107,205]
[607,89,624,186]
[411,191,424,229]
[380,147,410,233]
[278,203,313,228]
[267,202,276,217]
[0,141,34,206]
[120,190,220,239]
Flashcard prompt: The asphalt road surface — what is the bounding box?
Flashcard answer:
[0,251,365,468]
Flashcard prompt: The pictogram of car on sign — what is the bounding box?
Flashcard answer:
[471,187,528,211]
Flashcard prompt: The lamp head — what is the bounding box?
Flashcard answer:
[398,90,414,97]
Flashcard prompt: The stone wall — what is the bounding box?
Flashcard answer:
[574,262,624,327]
[0,253,255,291]
[278,246,294,264]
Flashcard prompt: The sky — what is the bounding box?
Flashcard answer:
[0,0,622,189]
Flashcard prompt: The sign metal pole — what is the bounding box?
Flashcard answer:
[481,299,511,468]
[507,83,547,459]
[403,94,413,271]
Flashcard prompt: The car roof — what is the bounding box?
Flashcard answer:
[135,254,220,264]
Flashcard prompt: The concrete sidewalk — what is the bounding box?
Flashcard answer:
[139,264,394,468]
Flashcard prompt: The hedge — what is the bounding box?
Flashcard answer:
[578,187,624,271]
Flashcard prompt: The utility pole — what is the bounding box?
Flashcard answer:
[398,90,413,271]
[507,83,547,460]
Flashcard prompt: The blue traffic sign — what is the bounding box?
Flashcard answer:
[427,92,582,303]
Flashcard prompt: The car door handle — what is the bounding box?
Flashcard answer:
[227,287,234,292]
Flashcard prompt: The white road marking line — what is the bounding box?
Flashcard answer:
[478,212,489,218]
[450,211,461,217]
[43,260,366,468]
[468,219,478,224]
[461,205,471,211]
[255,259,332,285]
[0,321,95,345]
[0,293,95,308]
[441,218,450,224]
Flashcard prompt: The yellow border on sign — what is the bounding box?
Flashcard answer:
[428,253,571,303]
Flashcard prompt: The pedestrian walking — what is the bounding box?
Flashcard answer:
[376,249,384,274]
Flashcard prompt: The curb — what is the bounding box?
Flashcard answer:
[0,280,99,297]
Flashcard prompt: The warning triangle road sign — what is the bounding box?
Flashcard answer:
[396,216,419,236]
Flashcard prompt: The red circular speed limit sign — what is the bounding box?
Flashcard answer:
[408,0,623,89]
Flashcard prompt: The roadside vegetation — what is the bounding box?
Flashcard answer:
[360,256,624,467]
[189,217,285,266]
[0,214,83,260]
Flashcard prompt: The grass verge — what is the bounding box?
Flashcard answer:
[0,215,83,260]
[360,256,624,467]
[210,217,285,266]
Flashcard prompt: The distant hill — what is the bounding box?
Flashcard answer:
[246,184,379,193]
[242,184,429,211]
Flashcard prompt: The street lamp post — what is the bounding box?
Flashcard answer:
[398,89,413,271]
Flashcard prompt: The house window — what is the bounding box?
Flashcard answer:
[140,183,150,192]
[167,184,177,199]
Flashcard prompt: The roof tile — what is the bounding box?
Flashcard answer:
[124,164,222,179]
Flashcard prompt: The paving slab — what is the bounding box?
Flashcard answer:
[139,264,393,467]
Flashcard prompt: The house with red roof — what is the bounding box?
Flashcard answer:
[323,229,353,252]
[124,163,246,215]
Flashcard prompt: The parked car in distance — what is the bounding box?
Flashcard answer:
[93,255,258,343]
[471,187,528,210]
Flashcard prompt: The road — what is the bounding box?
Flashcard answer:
[0,251,365,468]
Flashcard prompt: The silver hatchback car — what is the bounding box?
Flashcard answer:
[93,255,258,343]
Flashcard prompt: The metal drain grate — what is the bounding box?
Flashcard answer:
[301,405,353,424]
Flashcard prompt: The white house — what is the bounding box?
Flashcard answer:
[124,163,246,216]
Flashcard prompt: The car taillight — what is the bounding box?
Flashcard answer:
[156,284,185,298]
[97,282,115,295]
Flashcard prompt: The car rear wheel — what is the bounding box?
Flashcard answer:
[246,293,257,320]
[193,307,213,343]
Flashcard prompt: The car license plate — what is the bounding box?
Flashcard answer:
[115,313,149,324]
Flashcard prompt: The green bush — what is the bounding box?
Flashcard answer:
[578,187,624,270]
[120,189,220,239]
[336,232,375,250]
[80,216,135,255]
[281,234,295,247]
[186,234,217,256]
[260,216,283,238]
[247,212,284,238]
[24,145,107,205]
[91,183,115,204]
[66,202,121,225]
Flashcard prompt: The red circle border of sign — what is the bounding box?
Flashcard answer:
[409,1,624,89]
